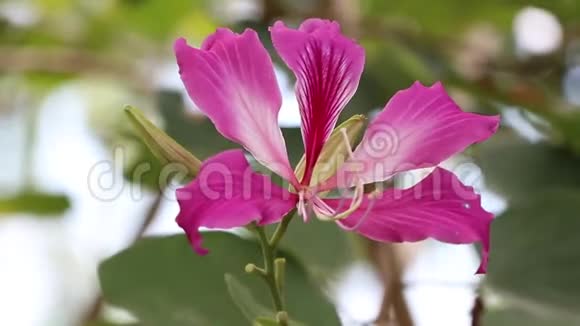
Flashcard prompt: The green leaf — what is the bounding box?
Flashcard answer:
[253,317,280,326]
[125,105,201,179]
[83,320,131,326]
[225,274,307,326]
[362,0,579,35]
[476,135,580,202]
[99,233,339,326]
[114,0,201,40]
[483,307,577,326]
[294,115,366,186]
[276,213,358,278]
[551,112,580,155]
[224,274,273,322]
[0,191,69,216]
[483,189,580,324]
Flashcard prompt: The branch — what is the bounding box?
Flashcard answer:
[368,241,414,326]
[0,46,152,92]
[471,295,484,326]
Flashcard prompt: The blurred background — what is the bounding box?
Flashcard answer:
[0,0,579,325]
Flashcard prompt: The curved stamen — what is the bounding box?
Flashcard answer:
[313,180,364,221]
[312,127,366,221]
[311,195,336,216]
[340,127,355,158]
[337,191,379,231]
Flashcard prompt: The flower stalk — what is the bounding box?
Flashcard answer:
[247,209,296,322]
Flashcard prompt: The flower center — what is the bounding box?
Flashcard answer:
[296,128,365,222]
[296,186,315,221]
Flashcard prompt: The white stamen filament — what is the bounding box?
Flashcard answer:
[311,196,336,216]
[310,127,365,222]
[340,127,355,158]
[297,191,309,221]
[314,181,364,221]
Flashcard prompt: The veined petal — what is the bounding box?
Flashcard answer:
[176,149,298,255]
[270,19,365,185]
[174,29,297,185]
[326,82,499,189]
[326,167,492,274]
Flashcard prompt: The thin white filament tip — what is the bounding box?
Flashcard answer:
[340,127,355,159]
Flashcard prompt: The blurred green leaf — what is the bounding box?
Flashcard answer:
[551,112,580,155]
[83,320,130,326]
[25,72,75,93]
[224,273,273,322]
[115,0,201,40]
[99,233,339,326]
[483,308,576,326]
[0,191,69,216]
[174,11,219,43]
[350,39,436,117]
[363,0,579,35]
[476,135,580,202]
[125,105,201,178]
[281,127,308,167]
[364,39,436,84]
[253,318,280,326]
[122,142,166,191]
[483,189,580,325]
[225,274,307,326]
[276,213,358,278]
[365,0,510,33]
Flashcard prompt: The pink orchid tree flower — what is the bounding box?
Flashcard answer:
[174,19,499,274]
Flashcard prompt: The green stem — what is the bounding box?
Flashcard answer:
[247,209,296,323]
[269,210,295,248]
[274,258,286,308]
[252,224,284,312]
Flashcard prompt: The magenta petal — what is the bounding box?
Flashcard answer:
[270,19,365,184]
[176,149,298,255]
[326,167,492,273]
[328,82,499,188]
[174,30,297,185]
